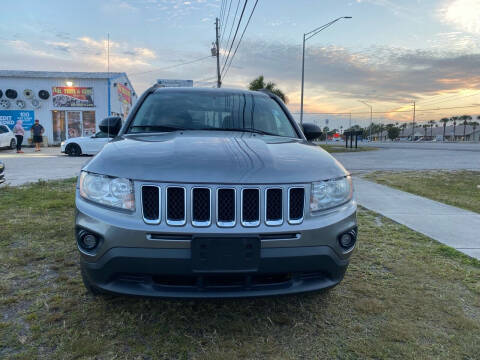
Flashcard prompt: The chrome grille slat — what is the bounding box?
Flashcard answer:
[217,188,236,227]
[288,187,305,224]
[141,185,161,224]
[191,187,211,227]
[241,188,260,227]
[166,187,186,226]
[265,188,283,226]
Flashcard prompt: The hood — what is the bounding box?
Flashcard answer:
[83,131,348,184]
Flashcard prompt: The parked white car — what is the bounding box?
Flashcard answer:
[61,131,113,156]
[0,124,16,150]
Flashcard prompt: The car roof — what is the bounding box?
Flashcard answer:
[152,87,270,98]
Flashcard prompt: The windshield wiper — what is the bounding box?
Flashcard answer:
[198,127,278,136]
[129,125,186,132]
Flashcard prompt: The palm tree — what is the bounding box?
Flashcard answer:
[450,116,458,141]
[428,120,436,139]
[440,117,449,141]
[470,120,479,142]
[248,75,288,103]
[460,115,472,141]
[422,124,429,139]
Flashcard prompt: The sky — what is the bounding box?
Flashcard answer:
[1,0,480,128]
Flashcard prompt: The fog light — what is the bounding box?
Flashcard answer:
[338,228,357,249]
[79,231,100,251]
[340,233,353,248]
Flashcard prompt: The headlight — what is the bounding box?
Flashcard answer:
[79,171,135,210]
[310,176,353,212]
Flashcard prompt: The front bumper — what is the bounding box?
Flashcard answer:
[76,194,357,298]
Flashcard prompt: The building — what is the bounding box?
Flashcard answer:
[373,124,480,142]
[0,70,137,145]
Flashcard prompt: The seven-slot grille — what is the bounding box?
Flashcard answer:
[141,185,305,227]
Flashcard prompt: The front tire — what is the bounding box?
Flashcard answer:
[9,139,16,150]
[66,143,82,156]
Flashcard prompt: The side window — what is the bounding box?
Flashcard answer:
[0,125,8,134]
[95,131,108,138]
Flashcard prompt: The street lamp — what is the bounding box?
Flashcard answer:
[300,16,352,126]
[359,100,373,141]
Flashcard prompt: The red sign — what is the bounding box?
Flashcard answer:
[117,83,131,105]
[52,87,94,107]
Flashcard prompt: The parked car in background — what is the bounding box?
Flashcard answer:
[76,87,357,298]
[0,160,5,184]
[61,119,119,156]
[0,125,16,150]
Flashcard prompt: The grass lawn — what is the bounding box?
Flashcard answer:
[1,179,479,359]
[320,144,378,153]
[364,170,480,214]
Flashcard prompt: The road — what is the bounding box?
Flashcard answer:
[331,141,480,172]
[1,142,479,186]
[0,147,88,186]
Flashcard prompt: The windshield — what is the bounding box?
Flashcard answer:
[127,91,298,138]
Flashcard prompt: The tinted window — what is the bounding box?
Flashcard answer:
[0,125,8,134]
[127,91,298,138]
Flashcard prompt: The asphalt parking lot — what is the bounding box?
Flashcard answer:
[0,147,88,186]
[1,142,479,186]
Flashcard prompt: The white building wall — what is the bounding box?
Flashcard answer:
[0,75,136,144]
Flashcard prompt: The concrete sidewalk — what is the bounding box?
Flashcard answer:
[353,177,480,260]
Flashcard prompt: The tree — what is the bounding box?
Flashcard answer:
[450,116,458,141]
[470,120,479,142]
[428,120,436,138]
[387,126,400,141]
[460,115,472,141]
[440,117,449,141]
[248,75,288,103]
[422,124,429,139]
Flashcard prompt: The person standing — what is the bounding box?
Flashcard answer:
[31,119,44,152]
[13,120,25,153]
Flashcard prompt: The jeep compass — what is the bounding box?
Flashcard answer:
[76,86,357,297]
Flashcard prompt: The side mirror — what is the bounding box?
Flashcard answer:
[302,123,322,141]
[99,117,122,137]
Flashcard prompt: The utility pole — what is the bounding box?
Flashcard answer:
[349,112,352,129]
[412,101,416,141]
[215,18,222,88]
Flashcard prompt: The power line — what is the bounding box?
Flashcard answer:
[416,91,480,107]
[220,0,248,76]
[292,103,480,115]
[219,0,233,47]
[129,56,212,77]
[222,0,259,80]
[221,0,241,63]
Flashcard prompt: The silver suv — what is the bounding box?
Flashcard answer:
[76,87,357,298]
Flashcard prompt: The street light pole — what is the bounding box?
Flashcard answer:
[300,16,351,126]
[359,100,373,140]
[300,34,306,126]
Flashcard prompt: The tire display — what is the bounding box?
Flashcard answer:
[38,90,50,100]
[31,98,41,108]
[0,99,10,109]
[0,90,3,98]
[5,89,17,99]
[16,99,26,109]
[23,89,33,98]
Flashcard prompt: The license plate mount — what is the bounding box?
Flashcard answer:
[191,237,260,273]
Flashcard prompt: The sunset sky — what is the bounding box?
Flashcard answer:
[1,0,479,128]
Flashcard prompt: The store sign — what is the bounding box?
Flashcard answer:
[117,83,131,105]
[156,79,193,88]
[52,87,94,107]
[0,110,35,130]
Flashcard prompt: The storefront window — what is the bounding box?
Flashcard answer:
[67,111,82,138]
[82,111,96,136]
[52,111,66,143]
